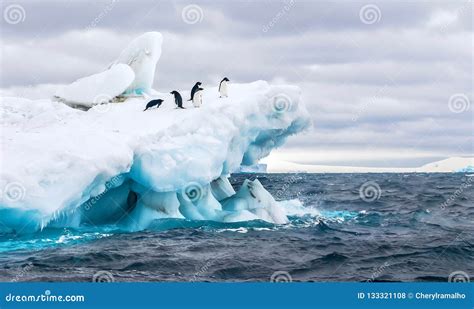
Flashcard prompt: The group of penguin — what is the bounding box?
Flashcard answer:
[143,77,230,111]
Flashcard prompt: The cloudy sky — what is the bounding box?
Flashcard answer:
[1,0,472,167]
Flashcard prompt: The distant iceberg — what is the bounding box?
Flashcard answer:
[0,32,311,233]
[263,156,474,173]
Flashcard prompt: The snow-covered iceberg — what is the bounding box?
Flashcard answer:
[1,77,310,233]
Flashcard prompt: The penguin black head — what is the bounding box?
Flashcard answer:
[222,77,229,82]
[170,90,179,95]
[196,82,202,86]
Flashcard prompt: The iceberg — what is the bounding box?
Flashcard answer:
[0,31,311,233]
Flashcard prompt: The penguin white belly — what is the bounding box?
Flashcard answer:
[219,81,228,97]
[193,91,203,107]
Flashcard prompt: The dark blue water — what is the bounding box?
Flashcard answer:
[0,173,472,282]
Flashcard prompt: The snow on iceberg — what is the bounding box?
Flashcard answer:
[54,64,135,108]
[54,32,163,108]
[1,80,311,233]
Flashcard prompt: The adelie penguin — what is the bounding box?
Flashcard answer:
[219,77,229,98]
[170,90,185,109]
[143,99,164,111]
[192,87,204,108]
[188,82,202,101]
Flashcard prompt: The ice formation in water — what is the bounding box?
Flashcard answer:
[0,32,311,233]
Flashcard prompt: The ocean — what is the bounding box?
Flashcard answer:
[0,173,472,282]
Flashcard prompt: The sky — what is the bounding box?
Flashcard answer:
[1,0,472,168]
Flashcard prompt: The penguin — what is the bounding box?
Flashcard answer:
[143,99,164,111]
[192,87,204,108]
[170,90,185,109]
[219,77,229,98]
[188,82,202,101]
